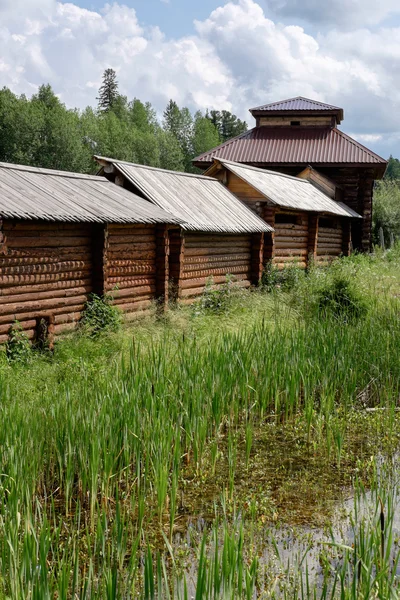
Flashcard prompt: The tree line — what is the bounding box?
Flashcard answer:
[0,69,247,175]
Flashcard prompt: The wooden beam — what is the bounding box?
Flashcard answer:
[155,224,169,310]
[263,205,276,264]
[307,213,319,266]
[342,219,352,256]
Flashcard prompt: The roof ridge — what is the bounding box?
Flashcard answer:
[0,161,104,180]
[94,156,216,180]
[215,158,311,184]
[250,96,342,112]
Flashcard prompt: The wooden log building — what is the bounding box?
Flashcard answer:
[193,97,387,252]
[94,157,273,303]
[0,162,181,344]
[205,159,361,268]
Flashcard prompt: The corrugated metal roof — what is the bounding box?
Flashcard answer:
[250,97,342,113]
[193,126,387,167]
[94,157,273,234]
[0,161,180,224]
[212,159,361,218]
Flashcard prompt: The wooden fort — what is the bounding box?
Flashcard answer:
[94,157,272,303]
[0,162,181,344]
[205,159,361,268]
[193,97,387,251]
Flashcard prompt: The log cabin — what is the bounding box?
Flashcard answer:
[205,159,361,268]
[193,97,387,252]
[94,157,273,303]
[0,162,181,345]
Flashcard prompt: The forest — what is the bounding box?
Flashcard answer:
[0,69,246,176]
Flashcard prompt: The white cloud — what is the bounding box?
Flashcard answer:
[266,0,400,27]
[0,0,399,155]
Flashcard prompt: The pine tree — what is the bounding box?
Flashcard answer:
[97,69,120,113]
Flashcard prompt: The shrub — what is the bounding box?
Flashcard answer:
[316,276,368,322]
[196,276,236,314]
[261,261,304,292]
[80,294,122,336]
[5,322,31,364]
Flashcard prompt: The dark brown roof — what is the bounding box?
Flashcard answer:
[250,97,342,113]
[193,126,387,172]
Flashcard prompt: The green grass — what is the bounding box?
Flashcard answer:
[0,250,400,597]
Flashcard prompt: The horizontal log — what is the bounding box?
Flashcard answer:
[106,276,156,291]
[182,265,250,280]
[274,229,309,238]
[0,251,92,266]
[184,240,251,249]
[124,308,155,321]
[274,241,308,250]
[0,302,86,326]
[0,319,37,335]
[274,223,308,231]
[0,278,91,298]
[0,285,91,305]
[116,299,153,313]
[108,223,154,233]
[0,260,91,277]
[273,248,308,257]
[111,285,155,300]
[0,295,88,317]
[8,229,91,239]
[185,247,251,258]
[273,261,306,269]
[54,322,77,336]
[6,237,91,248]
[0,271,90,287]
[108,266,155,279]
[275,237,308,246]
[108,242,156,253]
[184,253,250,265]
[107,250,156,261]
[184,235,250,244]
[180,273,248,290]
[54,311,83,325]
[183,259,250,272]
[108,234,155,245]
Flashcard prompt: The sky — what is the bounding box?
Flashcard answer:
[0,0,400,158]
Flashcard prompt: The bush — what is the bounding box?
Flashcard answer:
[80,294,122,336]
[5,322,31,364]
[316,276,368,322]
[261,261,304,292]
[196,276,236,314]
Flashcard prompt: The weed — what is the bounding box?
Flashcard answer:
[195,275,236,313]
[5,321,31,363]
[261,261,304,292]
[316,275,368,321]
[80,293,122,336]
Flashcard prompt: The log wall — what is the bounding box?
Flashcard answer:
[105,224,158,316]
[316,219,343,265]
[272,212,309,269]
[0,220,93,344]
[178,232,254,302]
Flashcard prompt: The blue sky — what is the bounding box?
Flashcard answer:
[1,0,400,158]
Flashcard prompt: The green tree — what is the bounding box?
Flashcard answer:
[192,111,220,158]
[385,155,400,180]
[97,68,120,113]
[372,180,400,245]
[163,100,194,170]
[207,109,247,142]
[157,130,185,171]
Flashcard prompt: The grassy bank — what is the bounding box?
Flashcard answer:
[0,250,400,597]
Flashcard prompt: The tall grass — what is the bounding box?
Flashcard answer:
[0,253,399,596]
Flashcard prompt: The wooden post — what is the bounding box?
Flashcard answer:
[0,219,6,255]
[92,224,108,297]
[263,205,276,264]
[168,228,185,302]
[307,213,319,266]
[155,224,170,310]
[250,232,264,285]
[342,220,352,256]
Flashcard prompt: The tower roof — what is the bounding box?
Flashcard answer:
[250,96,344,123]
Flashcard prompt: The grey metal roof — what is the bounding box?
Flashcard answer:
[250,97,342,113]
[211,159,361,218]
[0,161,180,224]
[94,157,273,234]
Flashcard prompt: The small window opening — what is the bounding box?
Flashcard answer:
[319,218,338,229]
[290,120,301,126]
[275,213,299,225]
